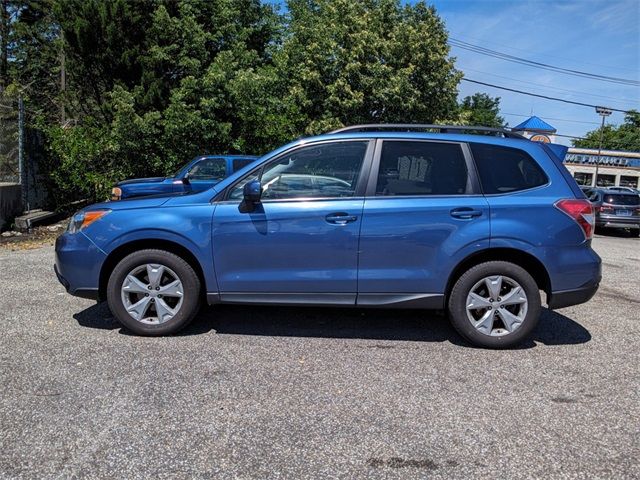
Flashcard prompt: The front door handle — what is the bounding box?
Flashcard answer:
[325,213,358,225]
[450,208,483,219]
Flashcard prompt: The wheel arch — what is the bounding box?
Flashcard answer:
[445,248,551,304]
[98,239,207,302]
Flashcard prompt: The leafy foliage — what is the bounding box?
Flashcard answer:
[458,93,505,128]
[572,111,640,152]
[4,0,467,205]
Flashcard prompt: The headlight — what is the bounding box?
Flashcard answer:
[67,210,110,234]
[111,187,122,200]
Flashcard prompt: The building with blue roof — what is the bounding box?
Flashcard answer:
[512,116,557,143]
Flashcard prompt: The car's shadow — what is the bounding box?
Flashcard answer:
[73,303,591,349]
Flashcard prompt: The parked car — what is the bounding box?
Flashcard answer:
[111,155,259,200]
[56,125,602,349]
[584,187,640,236]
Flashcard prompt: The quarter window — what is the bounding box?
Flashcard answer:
[470,144,548,194]
[229,141,368,200]
[375,141,470,196]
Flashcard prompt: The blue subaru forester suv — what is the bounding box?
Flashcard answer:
[55,125,601,348]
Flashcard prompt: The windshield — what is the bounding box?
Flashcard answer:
[603,194,640,206]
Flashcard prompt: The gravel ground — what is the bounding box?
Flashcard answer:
[0,233,638,479]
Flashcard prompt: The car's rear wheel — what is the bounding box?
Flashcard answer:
[107,249,201,335]
[448,261,541,349]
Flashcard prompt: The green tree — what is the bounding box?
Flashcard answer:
[457,92,504,128]
[572,111,640,151]
[262,0,461,137]
[9,0,60,121]
[8,0,463,205]
[43,0,280,204]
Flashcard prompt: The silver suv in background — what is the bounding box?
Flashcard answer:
[585,188,640,236]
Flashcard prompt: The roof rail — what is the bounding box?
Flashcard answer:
[329,124,527,139]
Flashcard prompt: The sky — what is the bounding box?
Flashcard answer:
[429,0,640,145]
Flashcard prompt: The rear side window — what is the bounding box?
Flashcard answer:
[233,158,255,171]
[470,144,548,194]
[603,194,639,206]
[376,141,470,196]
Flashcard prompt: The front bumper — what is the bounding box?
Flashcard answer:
[54,264,99,300]
[55,232,106,300]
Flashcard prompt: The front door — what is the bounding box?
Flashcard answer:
[185,157,228,193]
[212,140,372,304]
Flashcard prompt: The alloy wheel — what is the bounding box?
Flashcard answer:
[120,264,184,324]
[465,275,528,337]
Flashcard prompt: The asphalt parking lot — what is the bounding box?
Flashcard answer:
[0,233,638,479]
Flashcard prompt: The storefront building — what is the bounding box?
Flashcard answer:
[563,148,640,188]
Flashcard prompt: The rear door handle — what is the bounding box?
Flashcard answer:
[325,213,358,225]
[450,208,483,219]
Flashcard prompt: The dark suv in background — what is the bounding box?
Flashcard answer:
[584,188,640,236]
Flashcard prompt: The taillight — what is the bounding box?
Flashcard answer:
[555,199,595,240]
[598,204,614,214]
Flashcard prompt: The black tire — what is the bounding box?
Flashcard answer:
[447,261,541,349]
[630,229,639,238]
[107,249,201,335]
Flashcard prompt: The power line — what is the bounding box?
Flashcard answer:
[450,38,640,86]
[501,112,600,125]
[459,65,638,106]
[450,32,639,74]
[461,78,637,114]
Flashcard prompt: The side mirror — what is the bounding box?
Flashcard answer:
[243,180,262,203]
[239,180,262,213]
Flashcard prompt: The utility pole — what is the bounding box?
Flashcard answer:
[594,106,612,187]
[60,33,66,125]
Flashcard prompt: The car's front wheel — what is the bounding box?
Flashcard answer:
[448,261,541,349]
[107,249,201,335]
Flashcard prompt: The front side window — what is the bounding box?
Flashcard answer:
[470,143,548,194]
[375,141,470,196]
[188,158,226,181]
[229,141,368,200]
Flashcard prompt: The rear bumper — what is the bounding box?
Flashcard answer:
[548,278,600,309]
[596,215,640,229]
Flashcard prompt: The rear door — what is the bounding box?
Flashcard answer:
[357,139,490,303]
